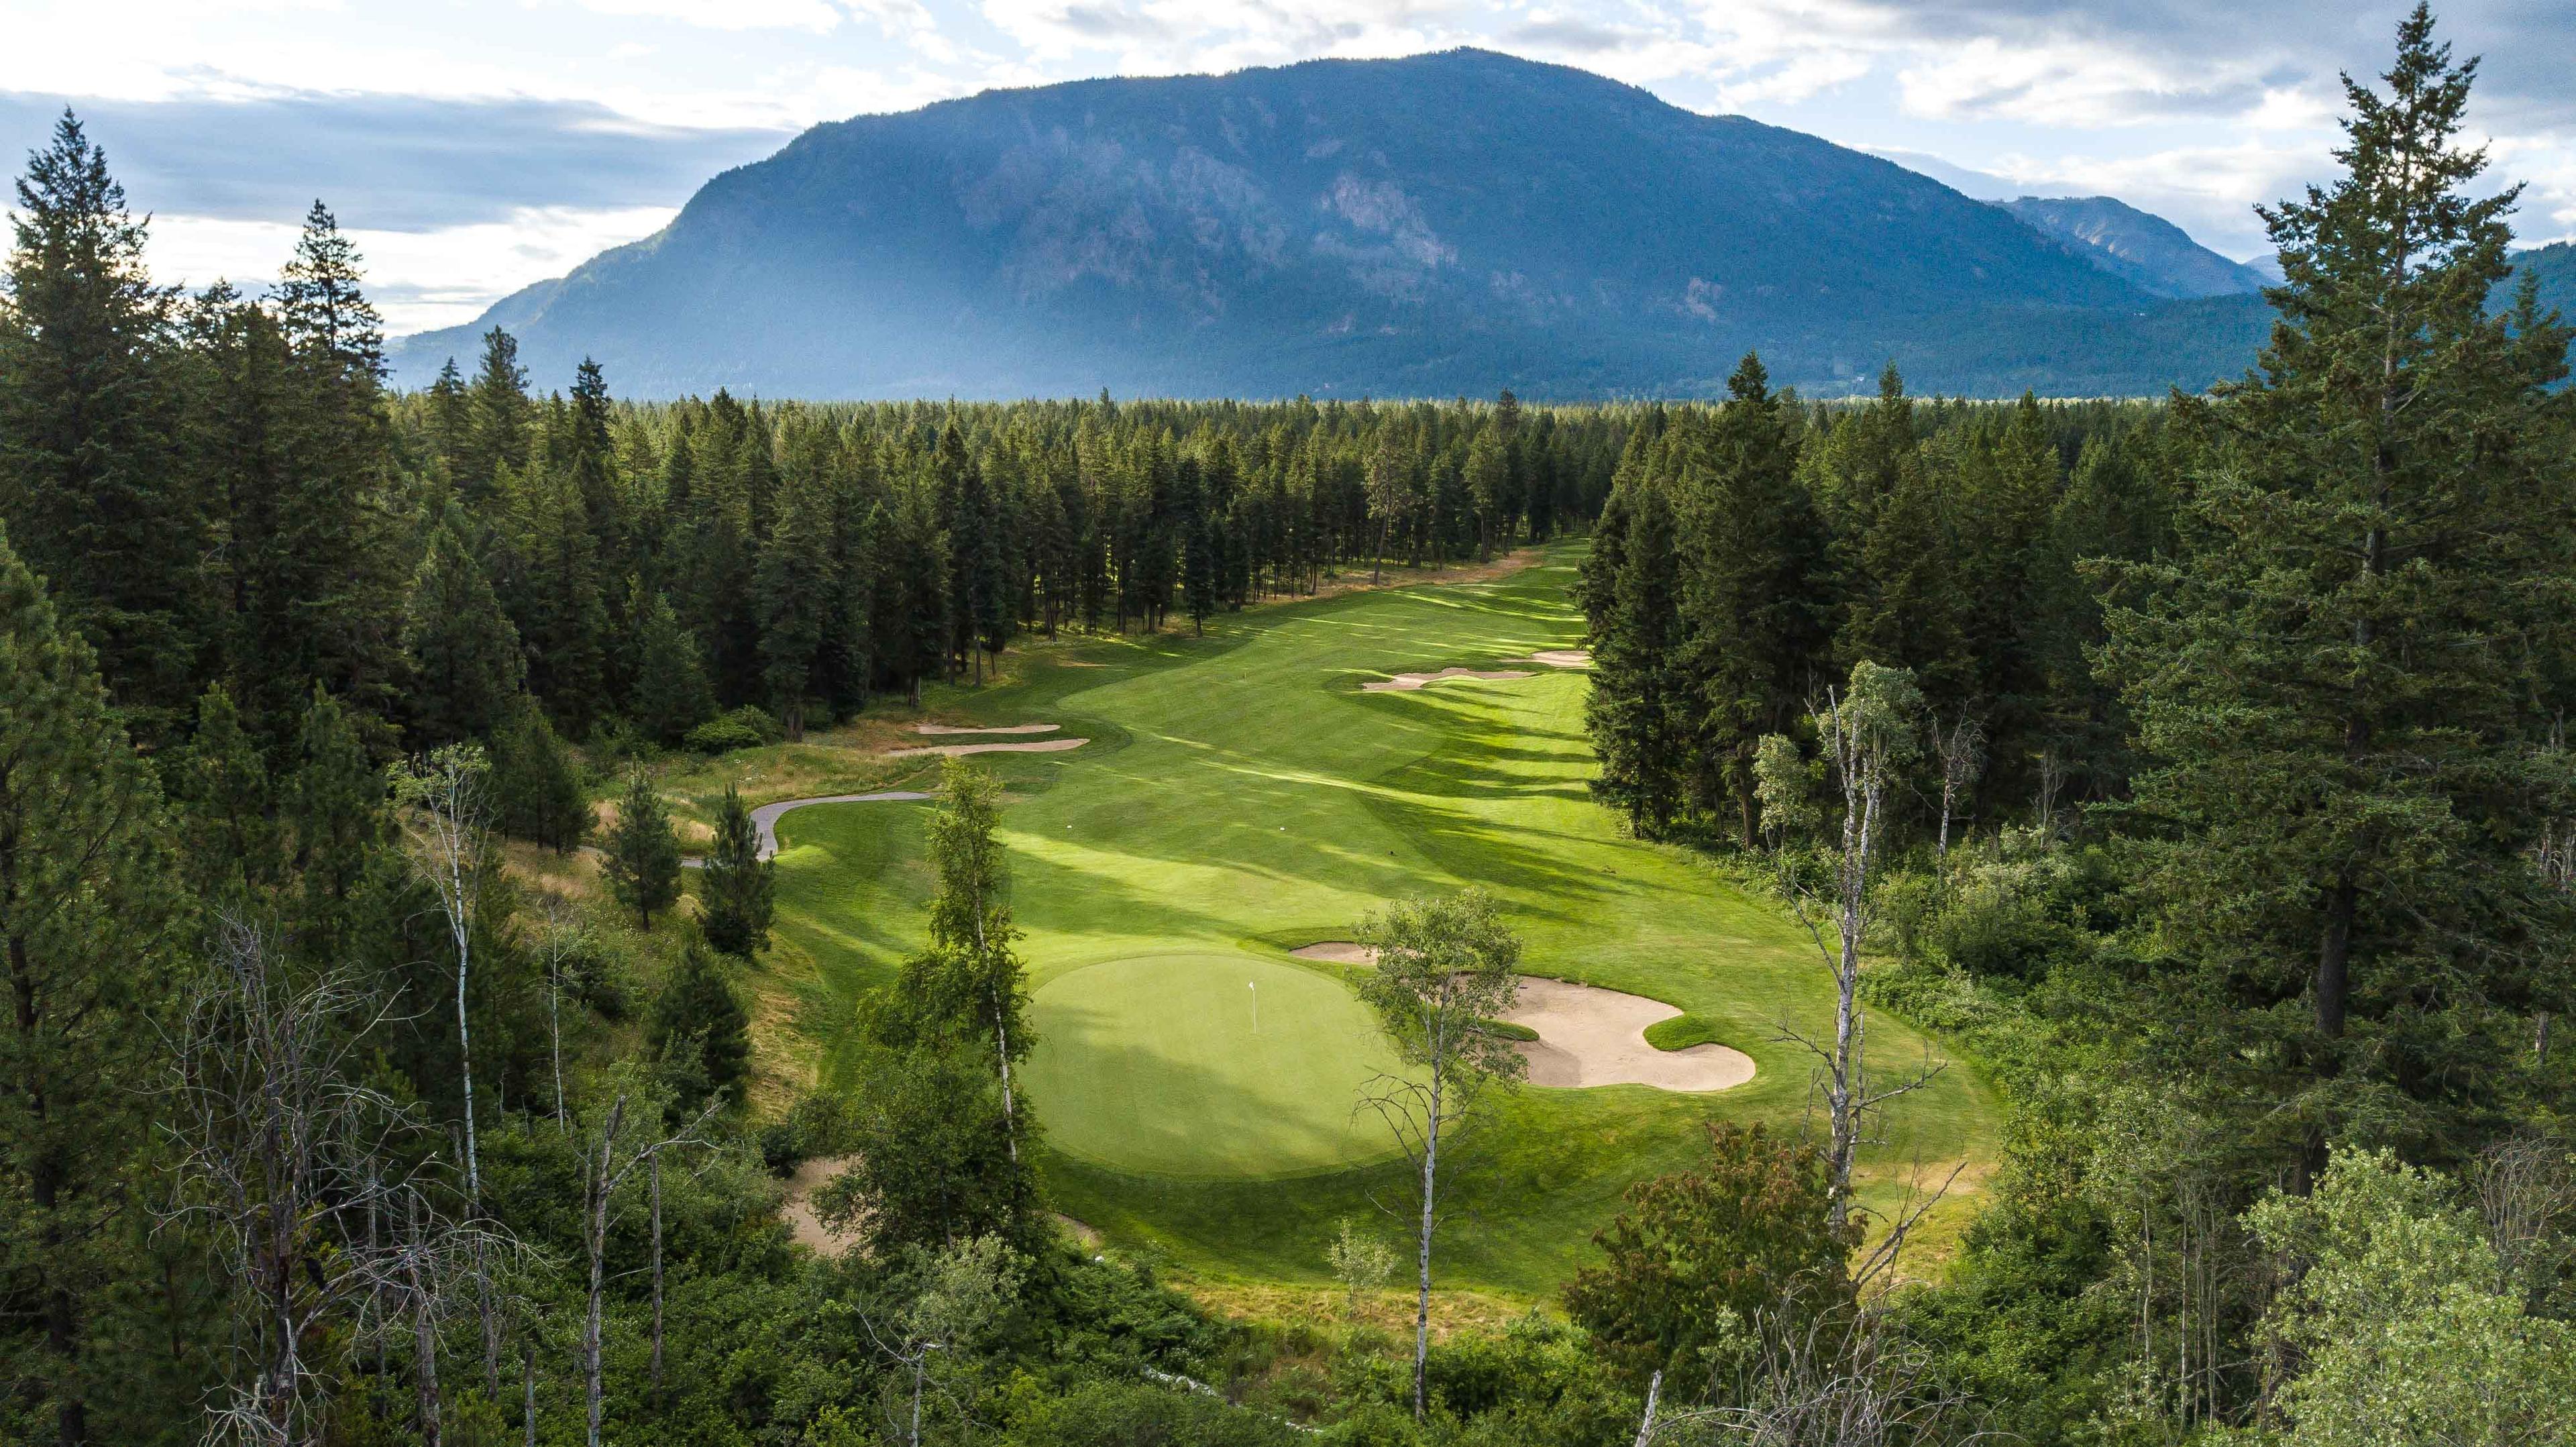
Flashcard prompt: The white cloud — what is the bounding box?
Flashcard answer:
[569,0,847,31]
[148,205,682,333]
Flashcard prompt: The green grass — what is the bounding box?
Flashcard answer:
[1026,953,1407,1177]
[761,543,1999,1297]
[1642,1014,1732,1051]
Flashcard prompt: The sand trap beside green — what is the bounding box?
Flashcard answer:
[914,722,1061,736]
[1023,954,1409,1179]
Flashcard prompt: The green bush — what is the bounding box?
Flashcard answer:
[1642,1014,1727,1051]
[1479,1018,1539,1042]
[686,704,784,754]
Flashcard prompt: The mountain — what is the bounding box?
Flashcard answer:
[1998,196,2271,300]
[392,50,2278,400]
[2513,240,2576,321]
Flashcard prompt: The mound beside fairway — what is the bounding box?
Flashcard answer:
[1022,955,1408,1179]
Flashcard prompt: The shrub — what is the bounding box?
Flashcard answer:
[684,705,783,755]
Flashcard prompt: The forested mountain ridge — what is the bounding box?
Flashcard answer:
[1998,195,2273,299]
[390,49,2279,400]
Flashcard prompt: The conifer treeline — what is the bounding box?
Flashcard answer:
[1580,356,2176,843]
[5,140,1631,767]
[394,360,1624,745]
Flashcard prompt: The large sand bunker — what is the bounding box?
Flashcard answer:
[885,737,1089,759]
[1290,941,1377,965]
[782,1155,854,1253]
[914,722,1061,736]
[1361,667,1535,693]
[1501,977,1755,1092]
[749,791,930,859]
[1527,649,1592,668]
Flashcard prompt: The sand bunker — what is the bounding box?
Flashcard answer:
[749,791,931,859]
[1527,649,1592,668]
[1361,667,1536,693]
[884,737,1089,759]
[913,722,1061,736]
[781,1155,855,1254]
[1290,941,1377,964]
[1501,977,1756,1092]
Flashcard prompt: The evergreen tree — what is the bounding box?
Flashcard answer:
[602,767,682,929]
[755,460,833,737]
[2101,5,2576,1172]
[649,941,751,1115]
[199,205,408,747]
[424,356,470,478]
[631,587,714,745]
[489,698,588,853]
[0,112,203,739]
[281,684,388,960]
[700,784,774,959]
[458,325,531,498]
[1676,354,1825,845]
[167,684,280,905]
[1587,483,1692,833]
[400,516,525,745]
[0,524,187,1447]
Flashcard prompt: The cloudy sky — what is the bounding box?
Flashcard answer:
[7,0,2571,335]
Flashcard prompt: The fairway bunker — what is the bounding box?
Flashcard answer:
[1527,649,1592,668]
[885,737,1089,759]
[1361,667,1535,692]
[1502,977,1755,1092]
[914,722,1061,736]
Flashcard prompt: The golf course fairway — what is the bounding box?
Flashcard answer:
[762,543,1999,1297]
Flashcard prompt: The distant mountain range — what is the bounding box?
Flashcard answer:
[387,51,2571,401]
[1998,197,2271,300]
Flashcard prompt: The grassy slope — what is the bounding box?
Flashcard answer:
[761,545,1998,1299]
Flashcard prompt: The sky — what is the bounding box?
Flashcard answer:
[6,0,2572,335]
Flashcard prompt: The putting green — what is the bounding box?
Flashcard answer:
[1024,954,1407,1179]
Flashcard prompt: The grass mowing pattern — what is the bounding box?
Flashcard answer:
[764,545,1998,1296]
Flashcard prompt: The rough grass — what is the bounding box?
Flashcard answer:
[757,542,2001,1299]
[1641,1013,1731,1051]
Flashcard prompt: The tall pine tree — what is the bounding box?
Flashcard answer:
[2102,5,2576,1172]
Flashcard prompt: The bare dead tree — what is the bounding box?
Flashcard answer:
[1647,1302,1973,1447]
[527,894,586,1137]
[2033,746,2067,837]
[1753,664,1949,1239]
[576,1089,719,1447]
[1351,889,1525,1421]
[1928,709,1984,859]
[163,917,490,1447]
[651,1153,664,1411]
[2473,1132,2576,1304]
[392,745,492,1203]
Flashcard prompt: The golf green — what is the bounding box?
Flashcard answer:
[1023,953,1407,1179]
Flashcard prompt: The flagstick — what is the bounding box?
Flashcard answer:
[1250,980,1258,1033]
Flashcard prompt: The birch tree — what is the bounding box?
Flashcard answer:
[1352,888,1525,1420]
[391,744,492,1202]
